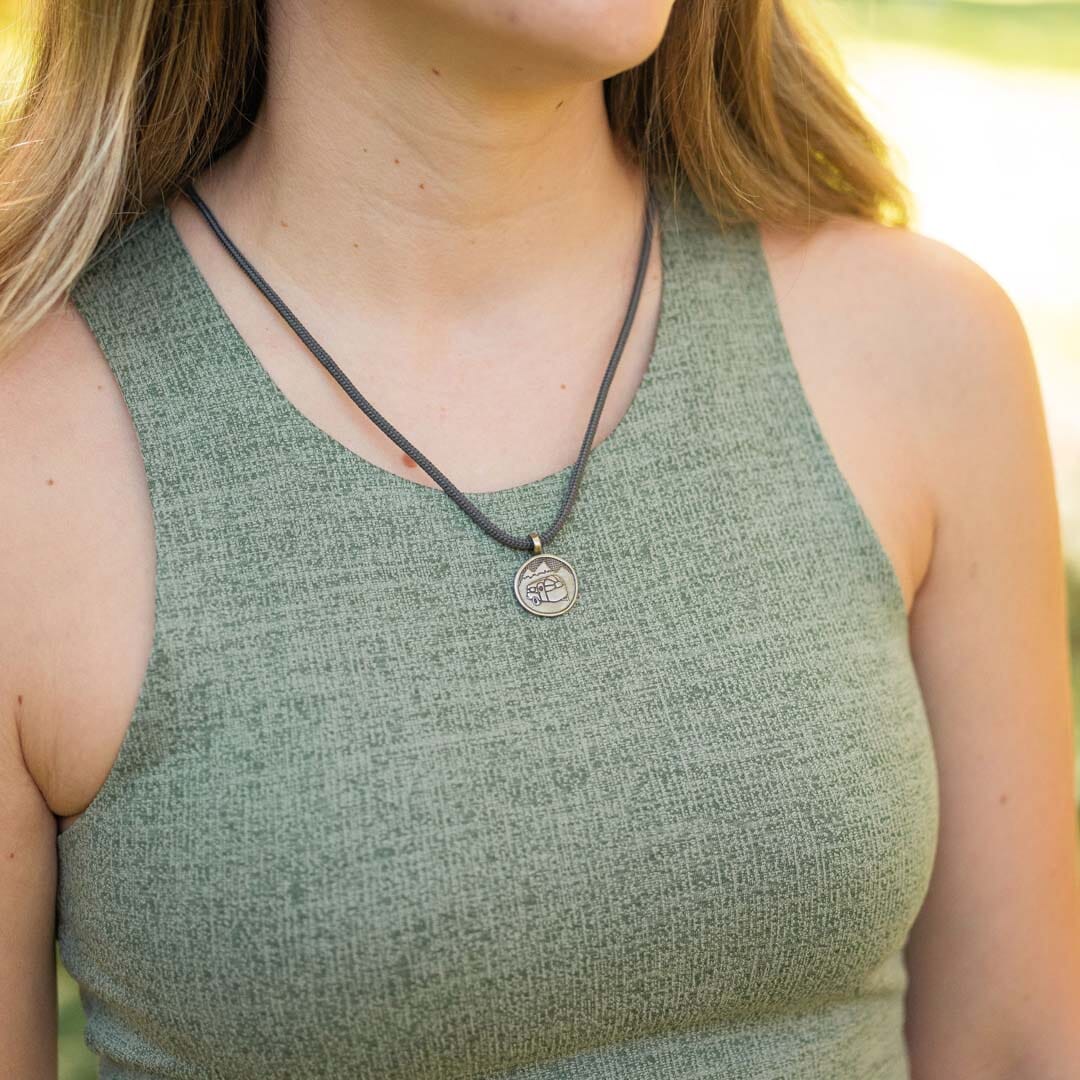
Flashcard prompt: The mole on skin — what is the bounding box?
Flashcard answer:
[402,453,418,469]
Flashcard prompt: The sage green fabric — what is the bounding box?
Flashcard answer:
[57,188,940,1080]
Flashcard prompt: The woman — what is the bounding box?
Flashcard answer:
[2,0,1078,1076]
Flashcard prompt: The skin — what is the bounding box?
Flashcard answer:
[3,0,1079,1074]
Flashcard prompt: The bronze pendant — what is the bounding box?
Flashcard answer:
[513,534,579,617]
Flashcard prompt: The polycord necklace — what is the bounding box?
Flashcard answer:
[180,178,659,618]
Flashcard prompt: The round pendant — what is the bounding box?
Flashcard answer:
[513,553,579,617]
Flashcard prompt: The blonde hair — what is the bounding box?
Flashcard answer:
[0,0,912,360]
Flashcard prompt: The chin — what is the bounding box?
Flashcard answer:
[417,0,678,84]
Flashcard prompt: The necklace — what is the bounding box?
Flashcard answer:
[179,178,659,617]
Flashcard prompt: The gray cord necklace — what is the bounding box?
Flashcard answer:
[180,178,659,617]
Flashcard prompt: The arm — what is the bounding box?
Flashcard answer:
[0,724,57,1078]
[1,295,157,1077]
[899,243,1080,1076]
[0,321,65,1078]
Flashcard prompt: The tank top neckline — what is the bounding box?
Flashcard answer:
[154,192,681,502]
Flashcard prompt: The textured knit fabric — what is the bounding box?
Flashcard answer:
[56,187,940,1080]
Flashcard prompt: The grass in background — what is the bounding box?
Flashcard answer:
[823,0,1080,72]
[57,952,96,1080]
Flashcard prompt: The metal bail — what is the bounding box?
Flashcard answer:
[528,532,543,555]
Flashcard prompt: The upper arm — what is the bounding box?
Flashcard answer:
[0,313,72,1078]
[0,726,57,1079]
[1,294,159,1075]
[894,238,1080,1075]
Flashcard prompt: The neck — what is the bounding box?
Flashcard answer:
[195,0,650,326]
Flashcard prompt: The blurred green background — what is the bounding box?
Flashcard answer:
[2,0,1078,1076]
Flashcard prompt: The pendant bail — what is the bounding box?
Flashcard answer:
[528,532,543,555]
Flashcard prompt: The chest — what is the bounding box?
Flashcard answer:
[56,423,939,1078]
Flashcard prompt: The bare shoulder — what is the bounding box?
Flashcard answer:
[758,213,1037,458]
[0,299,155,817]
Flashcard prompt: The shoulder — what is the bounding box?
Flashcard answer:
[0,301,110,691]
[758,213,1042,519]
[0,299,153,809]
[758,213,1036,433]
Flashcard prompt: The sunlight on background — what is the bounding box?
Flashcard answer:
[0,1,1076,1076]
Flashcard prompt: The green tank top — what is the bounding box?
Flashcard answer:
[57,187,939,1079]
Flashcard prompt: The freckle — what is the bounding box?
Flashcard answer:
[555,100,564,110]
[96,384,103,390]
[393,158,400,165]
[431,66,441,76]
[16,694,22,705]
[5,852,13,860]
[352,241,359,249]
[46,478,55,486]
[418,182,425,190]
[999,793,1008,804]
[280,219,288,228]
[401,452,418,469]
[560,383,566,390]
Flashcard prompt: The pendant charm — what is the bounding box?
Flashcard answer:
[513,533,579,617]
